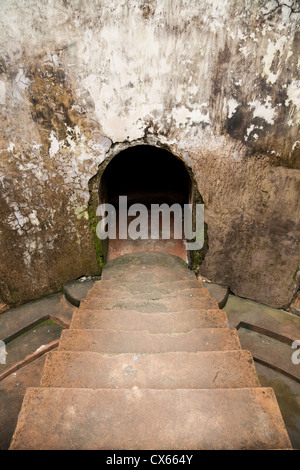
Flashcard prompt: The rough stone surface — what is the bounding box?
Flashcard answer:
[58,328,241,354]
[288,291,300,317]
[8,251,292,450]
[238,326,300,382]
[203,282,229,308]
[224,294,300,343]
[0,1,299,308]
[0,320,63,377]
[9,387,291,450]
[256,362,300,450]
[63,276,101,307]
[0,355,47,450]
[90,279,204,294]
[70,308,228,332]
[40,350,260,389]
[0,293,74,342]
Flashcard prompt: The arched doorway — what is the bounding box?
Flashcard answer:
[88,143,208,270]
[101,145,190,207]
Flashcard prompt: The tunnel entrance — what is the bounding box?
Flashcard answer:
[89,144,207,269]
[100,145,190,261]
[101,145,190,208]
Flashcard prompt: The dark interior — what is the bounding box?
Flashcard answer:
[101,145,191,208]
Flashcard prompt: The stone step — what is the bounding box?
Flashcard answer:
[63,276,101,307]
[101,253,196,279]
[101,251,191,273]
[85,287,210,301]
[40,350,260,389]
[203,282,229,309]
[81,295,218,312]
[9,387,292,450]
[90,279,204,295]
[58,328,241,353]
[238,327,300,382]
[70,308,229,331]
[102,266,196,282]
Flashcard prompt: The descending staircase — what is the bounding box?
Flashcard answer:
[9,252,292,450]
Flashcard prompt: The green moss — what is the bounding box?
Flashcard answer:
[9,290,20,305]
[191,221,209,270]
[87,171,109,273]
[37,318,63,328]
[88,205,106,271]
[186,173,209,274]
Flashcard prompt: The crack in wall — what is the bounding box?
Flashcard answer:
[263,0,300,17]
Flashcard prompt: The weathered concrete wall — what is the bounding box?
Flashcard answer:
[0,0,299,308]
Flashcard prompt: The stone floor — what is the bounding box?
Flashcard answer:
[0,258,299,449]
[223,294,300,449]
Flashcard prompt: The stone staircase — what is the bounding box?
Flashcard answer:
[9,252,292,450]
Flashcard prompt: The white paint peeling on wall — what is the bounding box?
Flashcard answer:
[65,125,86,151]
[49,131,60,158]
[286,81,300,108]
[234,79,242,87]
[172,105,210,128]
[248,96,276,125]
[11,67,31,103]
[98,114,146,142]
[245,124,255,140]
[262,36,287,84]
[249,32,258,43]
[28,210,40,226]
[0,80,6,104]
[14,211,29,228]
[77,14,216,142]
[238,46,250,57]
[237,28,247,41]
[227,98,239,118]
[291,141,300,155]
[15,69,29,90]
[245,124,264,141]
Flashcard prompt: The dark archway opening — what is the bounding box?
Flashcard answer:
[100,145,192,262]
[88,143,208,270]
[101,145,190,208]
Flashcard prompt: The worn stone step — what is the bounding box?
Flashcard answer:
[102,266,196,282]
[40,350,260,389]
[107,237,187,265]
[203,282,229,309]
[63,276,101,307]
[9,387,292,450]
[58,328,241,353]
[91,279,204,295]
[70,308,229,331]
[85,287,210,302]
[101,252,196,283]
[81,295,218,312]
[102,251,191,271]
